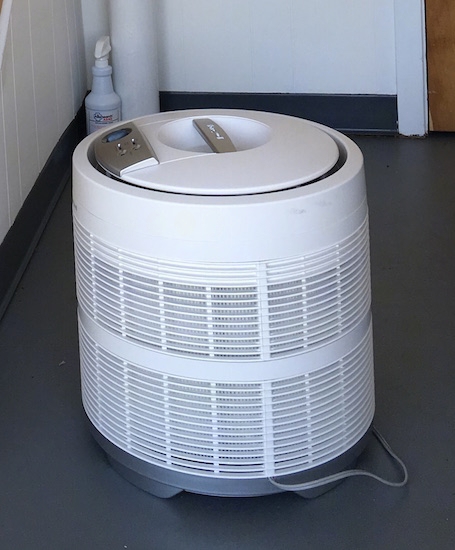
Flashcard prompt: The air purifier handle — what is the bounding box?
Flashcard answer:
[193,118,237,153]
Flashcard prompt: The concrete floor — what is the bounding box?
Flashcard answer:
[0,134,454,549]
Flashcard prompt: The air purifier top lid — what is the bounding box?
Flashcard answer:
[94,109,340,196]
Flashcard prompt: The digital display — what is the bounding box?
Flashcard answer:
[103,128,132,143]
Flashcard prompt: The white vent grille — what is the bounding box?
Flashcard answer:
[79,322,374,478]
[74,217,370,362]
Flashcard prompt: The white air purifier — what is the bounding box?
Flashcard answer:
[72,109,374,498]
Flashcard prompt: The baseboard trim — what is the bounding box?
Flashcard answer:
[160,92,398,134]
[0,107,85,321]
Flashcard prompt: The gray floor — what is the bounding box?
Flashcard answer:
[1,134,454,549]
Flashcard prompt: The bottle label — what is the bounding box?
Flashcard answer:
[87,108,121,134]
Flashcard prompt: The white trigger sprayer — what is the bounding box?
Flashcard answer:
[85,36,122,135]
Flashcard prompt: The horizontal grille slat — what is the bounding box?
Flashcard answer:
[80,323,374,478]
[74,216,371,361]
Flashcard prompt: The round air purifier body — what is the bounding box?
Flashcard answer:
[72,109,374,498]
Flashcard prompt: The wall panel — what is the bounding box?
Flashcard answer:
[0,0,86,244]
[157,0,396,95]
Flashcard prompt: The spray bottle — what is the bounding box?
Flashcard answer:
[85,36,121,134]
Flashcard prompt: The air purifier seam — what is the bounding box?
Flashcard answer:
[268,426,408,492]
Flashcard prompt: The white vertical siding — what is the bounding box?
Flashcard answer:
[0,71,9,240]
[29,0,59,168]
[1,24,21,224]
[68,0,88,110]
[52,0,76,136]
[11,0,39,201]
[0,0,86,244]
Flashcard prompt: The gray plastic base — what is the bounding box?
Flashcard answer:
[90,422,373,499]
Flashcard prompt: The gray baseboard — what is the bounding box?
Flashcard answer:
[0,107,86,321]
[160,92,398,134]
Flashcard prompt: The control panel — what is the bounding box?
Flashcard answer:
[94,123,158,177]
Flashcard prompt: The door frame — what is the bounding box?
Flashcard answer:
[395,0,428,136]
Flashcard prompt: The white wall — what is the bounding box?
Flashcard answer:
[158,0,397,95]
[81,0,396,95]
[0,0,86,244]
[81,0,109,88]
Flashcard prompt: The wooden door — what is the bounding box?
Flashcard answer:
[426,0,455,131]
